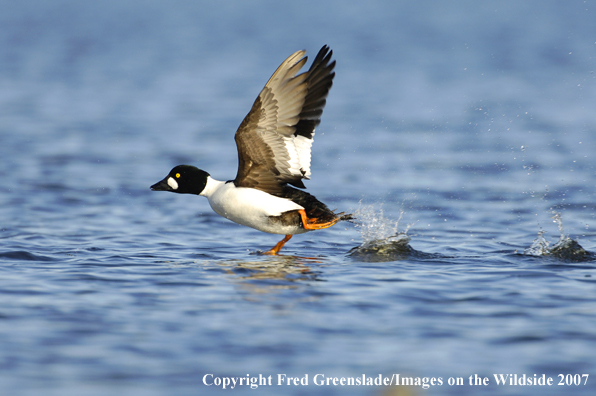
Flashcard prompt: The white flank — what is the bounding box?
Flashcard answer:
[200,176,307,235]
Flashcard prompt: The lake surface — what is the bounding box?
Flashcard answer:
[1,1,596,395]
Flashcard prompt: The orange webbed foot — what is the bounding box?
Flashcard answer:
[298,209,340,230]
[262,235,293,255]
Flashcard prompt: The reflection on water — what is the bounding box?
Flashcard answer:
[214,255,323,294]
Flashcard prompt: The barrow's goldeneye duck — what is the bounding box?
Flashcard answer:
[151,45,352,254]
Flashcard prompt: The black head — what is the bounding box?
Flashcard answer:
[150,165,210,195]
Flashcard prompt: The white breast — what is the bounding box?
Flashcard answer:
[200,177,306,235]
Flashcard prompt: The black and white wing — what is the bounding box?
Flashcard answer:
[233,45,335,194]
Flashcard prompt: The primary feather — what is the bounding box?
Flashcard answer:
[234,45,336,194]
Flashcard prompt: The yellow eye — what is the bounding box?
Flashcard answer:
[175,173,181,178]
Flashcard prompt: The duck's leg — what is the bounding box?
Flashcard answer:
[298,209,340,230]
[262,234,293,255]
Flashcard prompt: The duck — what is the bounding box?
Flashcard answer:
[151,45,352,255]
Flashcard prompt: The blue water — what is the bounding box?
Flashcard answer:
[2,1,596,395]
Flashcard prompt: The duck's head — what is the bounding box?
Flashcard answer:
[151,165,210,195]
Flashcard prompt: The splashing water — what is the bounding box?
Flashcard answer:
[352,203,412,245]
[347,203,417,262]
[551,211,564,238]
[348,203,444,262]
[524,229,549,256]
[523,212,594,261]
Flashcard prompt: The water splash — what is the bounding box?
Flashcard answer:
[524,212,594,262]
[348,203,415,262]
[352,203,412,245]
[551,211,564,237]
[524,229,549,256]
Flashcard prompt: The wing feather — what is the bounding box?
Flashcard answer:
[234,46,335,194]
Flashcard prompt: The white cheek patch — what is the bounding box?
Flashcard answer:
[167,177,179,190]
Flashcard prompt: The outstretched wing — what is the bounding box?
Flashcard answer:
[233,45,335,194]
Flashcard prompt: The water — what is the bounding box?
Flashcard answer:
[2,1,596,395]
